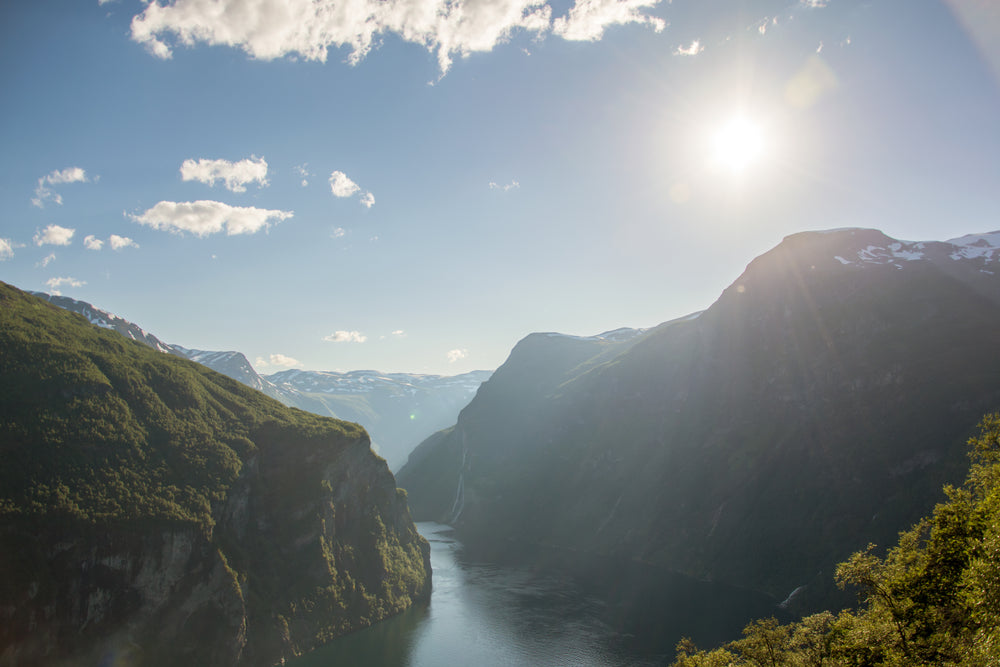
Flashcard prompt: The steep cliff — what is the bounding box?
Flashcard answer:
[0,282,430,666]
[398,228,1000,612]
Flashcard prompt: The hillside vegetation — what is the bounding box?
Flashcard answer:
[673,413,1000,666]
[0,281,430,666]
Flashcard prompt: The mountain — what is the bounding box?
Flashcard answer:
[172,345,300,405]
[30,292,490,470]
[266,369,492,471]
[397,228,1000,613]
[0,282,430,666]
[30,291,179,355]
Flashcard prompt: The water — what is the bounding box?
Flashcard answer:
[289,522,785,666]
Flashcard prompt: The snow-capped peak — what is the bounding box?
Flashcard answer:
[820,228,1000,268]
[944,231,1000,261]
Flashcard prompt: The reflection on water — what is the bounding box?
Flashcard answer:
[290,522,784,666]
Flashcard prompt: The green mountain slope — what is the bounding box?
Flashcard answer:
[398,228,1000,612]
[0,282,430,666]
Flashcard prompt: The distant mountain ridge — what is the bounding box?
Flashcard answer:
[397,227,1000,614]
[267,368,492,470]
[30,291,491,470]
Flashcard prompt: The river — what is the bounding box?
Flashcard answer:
[288,522,785,666]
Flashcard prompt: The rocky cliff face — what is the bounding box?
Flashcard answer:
[0,282,430,666]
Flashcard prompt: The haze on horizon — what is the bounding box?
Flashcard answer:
[1,0,998,375]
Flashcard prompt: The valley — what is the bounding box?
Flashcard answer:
[4,227,1000,665]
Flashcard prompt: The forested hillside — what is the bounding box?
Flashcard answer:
[0,282,430,666]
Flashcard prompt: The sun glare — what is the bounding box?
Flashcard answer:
[711,116,765,172]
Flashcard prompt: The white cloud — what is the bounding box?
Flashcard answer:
[34,224,76,246]
[802,0,827,7]
[553,0,664,41]
[84,235,104,250]
[447,348,468,363]
[255,353,303,369]
[32,167,89,208]
[331,227,347,239]
[330,171,376,207]
[130,200,293,237]
[674,40,704,56]
[329,171,361,198]
[0,238,14,261]
[392,329,405,336]
[128,0,665,74]
[37,253,56,268]
[489,180,520,191]
[44,167,88,185]
[323,330,367,343]
[45,276,86,295]
[180,156,269,192]
[110,234,140,250]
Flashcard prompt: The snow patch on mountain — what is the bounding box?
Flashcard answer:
[542,327,649,343]
[821,228,1000,267]
[837,240,927,266]
[266,369,491,396]
[945,231,1000,260]
[30,292,176,354]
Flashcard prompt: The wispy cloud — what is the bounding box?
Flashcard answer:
[129,0,666,74]
[34,224,75,246]
[331,227,347,239]
[32,167,89,208]
[296,164,311,187]
[45,276,86,295]
[447,348,468,363]
[324,330,367,343]
[552,0,665,42]
[130,200,293,237]
[489,180,520,192]
[37,253,56,268]
[0,238,15,261]
[359,191,375,208]
[83,234,140,251]
[180,156,269,192]
[255,353,302,369]
[674,40,704,56]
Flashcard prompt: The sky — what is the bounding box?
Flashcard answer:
[1,0,999,375]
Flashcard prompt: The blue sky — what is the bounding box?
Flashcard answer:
[1,0,999,374]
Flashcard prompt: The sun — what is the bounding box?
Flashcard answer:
[711,116,765,172]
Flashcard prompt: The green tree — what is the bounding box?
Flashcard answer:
[671,413,1000,667]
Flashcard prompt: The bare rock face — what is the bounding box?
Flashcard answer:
[0,282,430,666]
[1,522,246,666]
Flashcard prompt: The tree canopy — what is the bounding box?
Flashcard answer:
[673,413,1000,667]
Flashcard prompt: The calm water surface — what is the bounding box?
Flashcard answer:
[290,522,782,666]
